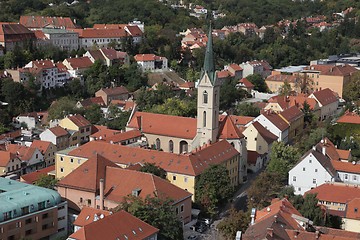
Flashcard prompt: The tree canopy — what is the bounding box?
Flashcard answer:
[217,208,250,240]
[140,163,167,179]
[34,175,58,190]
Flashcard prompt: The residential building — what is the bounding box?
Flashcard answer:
[40,28,79,51]
[301,64,358,98]
[72,207,111,232]
[242,121,277,155]
[40,126,70,150]
[243,197,360,240]
[236,78,254,93]
[247,151,266,173]
[0,178,68,240]
[5,144,44,173]
[62,56,93,79]
[58,114,92,146]
[265,74,301,93]
[134,54,168,72]
[337,110,360,125]
[247,111,289,143]
[89,125,121,141]
[91,23,144,44]
[20,15,77,30]
[76,28,127,49]
[76,97,106,109]
[57,154,192,224]
[309,88,338,121]
[31,140,57,166]
[84,48,129,66]
[240,60,272,79]
[226,64,243,80]
[68,210,158,240]
[278,106,304,142]
[343,198,360,233]
[0,151,22,177]
[20,165,55,184]
[55,140,240,200]
[14,112,41,129]
[0,22,36,52]
[95,86,129,106]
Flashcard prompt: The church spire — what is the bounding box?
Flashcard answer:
[201,23,216,84]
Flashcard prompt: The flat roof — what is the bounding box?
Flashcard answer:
[274,65,308,73]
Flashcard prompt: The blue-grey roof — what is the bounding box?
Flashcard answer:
[0,178,61,222]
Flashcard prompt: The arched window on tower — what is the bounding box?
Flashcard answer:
[169,140,174,153]
[203,111,207,127]
[203,91,208,104]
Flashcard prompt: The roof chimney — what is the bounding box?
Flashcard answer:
[250,208,256,225]
[99,179,104,210]
[267,228,273,237]
[322,145,326,156]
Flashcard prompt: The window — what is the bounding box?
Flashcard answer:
[259,145,262,151]
[175,207,179,214]
[169,140,174,153]
[345,174,348,180]
[309,159,312,163]
[298,187,301,192]
[313,179,316,184]
[80,197,83,203]
[315,169,318,172]
[25,218,32,224]
[21,206,29,215]
[203,111,207,127]
[42,213,49,219]
[25,230,32,236]
[173,175,177,181]
[155,138,161,150]
[3,211,11,221]
[70,158,74,163]
[354,175,357,181]
[184,177,188,183]
[180,205,184,212]
[80,129,84,133]
[203,91,208,104]
[355,208,358,213]
[293,176,296,182]
[86,127,90,132]
[303,167,305,171]
[87,199,91,206]
[38,201,45,210]
[60,167,64,173]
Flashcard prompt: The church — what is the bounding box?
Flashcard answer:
[126,26,249,184]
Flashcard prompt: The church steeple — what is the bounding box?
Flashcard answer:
[201,24,216,84]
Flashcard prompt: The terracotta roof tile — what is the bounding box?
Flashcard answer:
[67,114,91,128]
[98,86,129,96]
[49,126,69,137]
[64,57,93,70]
[78,28,127,38]
[31,140,53,155]
[218,115,244,139]
[252,121,278,144]
[238,78,254,88]
[331,160,360,175]
[20,165,55,184]
[229,115,255,126]
[228,64,243,71]
[337,111,360,124]
[6,144,37,161]
[311,88,338,106]
[345,198,360,220]
[217,70,231,79]
[306,183,360,204]
[262,111,289,131]
[279,106,304,123]
[79,97,106,108]
[126,25,143,36]
[69,210,159,240]
[305,64,358,77]
[90,126,121,139]
[134,54,157,62]
[102,130,142,143]
[20,16,77,29]
[247,150,260,165]
[73,207,111,227]
[0,151,16,167]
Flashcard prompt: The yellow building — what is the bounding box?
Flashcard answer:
[278,106,304,142]
[58,114,92,146]
[55,140,240,201]
[265,74,301,93]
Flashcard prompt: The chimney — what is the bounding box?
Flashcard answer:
[322,145,326,156]
[250,208,256,225]
[315,230,320,239]
[267,228,273,237]
[99,179,104,210]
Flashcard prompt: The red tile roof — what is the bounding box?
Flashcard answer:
[66,140,238,176]
[262,111,289,131]
[20,16,77,29]
[306,64,358,77]
[100,48,127,61]
[79,97,106,108]
[228,64,243,71]
[279,106,304,123]
[20,165,55,184]
[31,140,53,155]
[337,111,360,124]
[69,210,159,240]
[311,88,338,106]
[78,28,127,38]
[0,23,35,42]
[266,74,300,83]
[285,228,360,240]
[92,24,128,29]
[48,126,69,137]
[345,198,360,220]
[218,115,244,139]
[229,115,255,126]
[98,86,129,96]
[6,144,37,161]
[252,121,278,144]
[67,114,91,128]
[126,25,143,36]
[134,54,157,62]
[306,183,360,204]
[217,70,231,79]
[127,112,197,139]
[238,78,254,88]
[331,160,360,175]
[57,154,119,192]
[0,151,16,167]
[73,207,111,227]
[179,81,195,89]
[289,96,318,110]
[64,57,93,70]
[102,130,142,144]
[247,150,260,165]
[90,126,121,139]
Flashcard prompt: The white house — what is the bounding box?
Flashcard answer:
[240,60,272,79]
[134,54,168,72]
[332,160,360,185]
[6,144,45,174]
[309,88,338,121]
[40,126,70,150]
[42,28,79,51]
[14,112,40,129]
[288,145,338,195]
[246,111,289,143]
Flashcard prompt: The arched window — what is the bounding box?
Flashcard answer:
[169,140,174,153]
[180,141,188,153]
[203,111,207,127]
[156,138,161,150]
[203,91,208,104]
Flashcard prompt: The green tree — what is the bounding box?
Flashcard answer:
[217,208,250,240]
[246,74,268,92]
[48,96,77,120]
[278,80,292,96]
[149,98,197,117]
[301,100,314,125]
[34,175,58,190]
[0,122,8,134]
[267,141,301,181]
[114,195,183,240]
[195,164,233,216]
[247,172,283,209]
[84,104,103,124]
[299,193,325,226]
[140,163,167,179]
[235,103,260,117]
[106,110,131,131]
[343,71,360,102]
[220,79,247,110]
